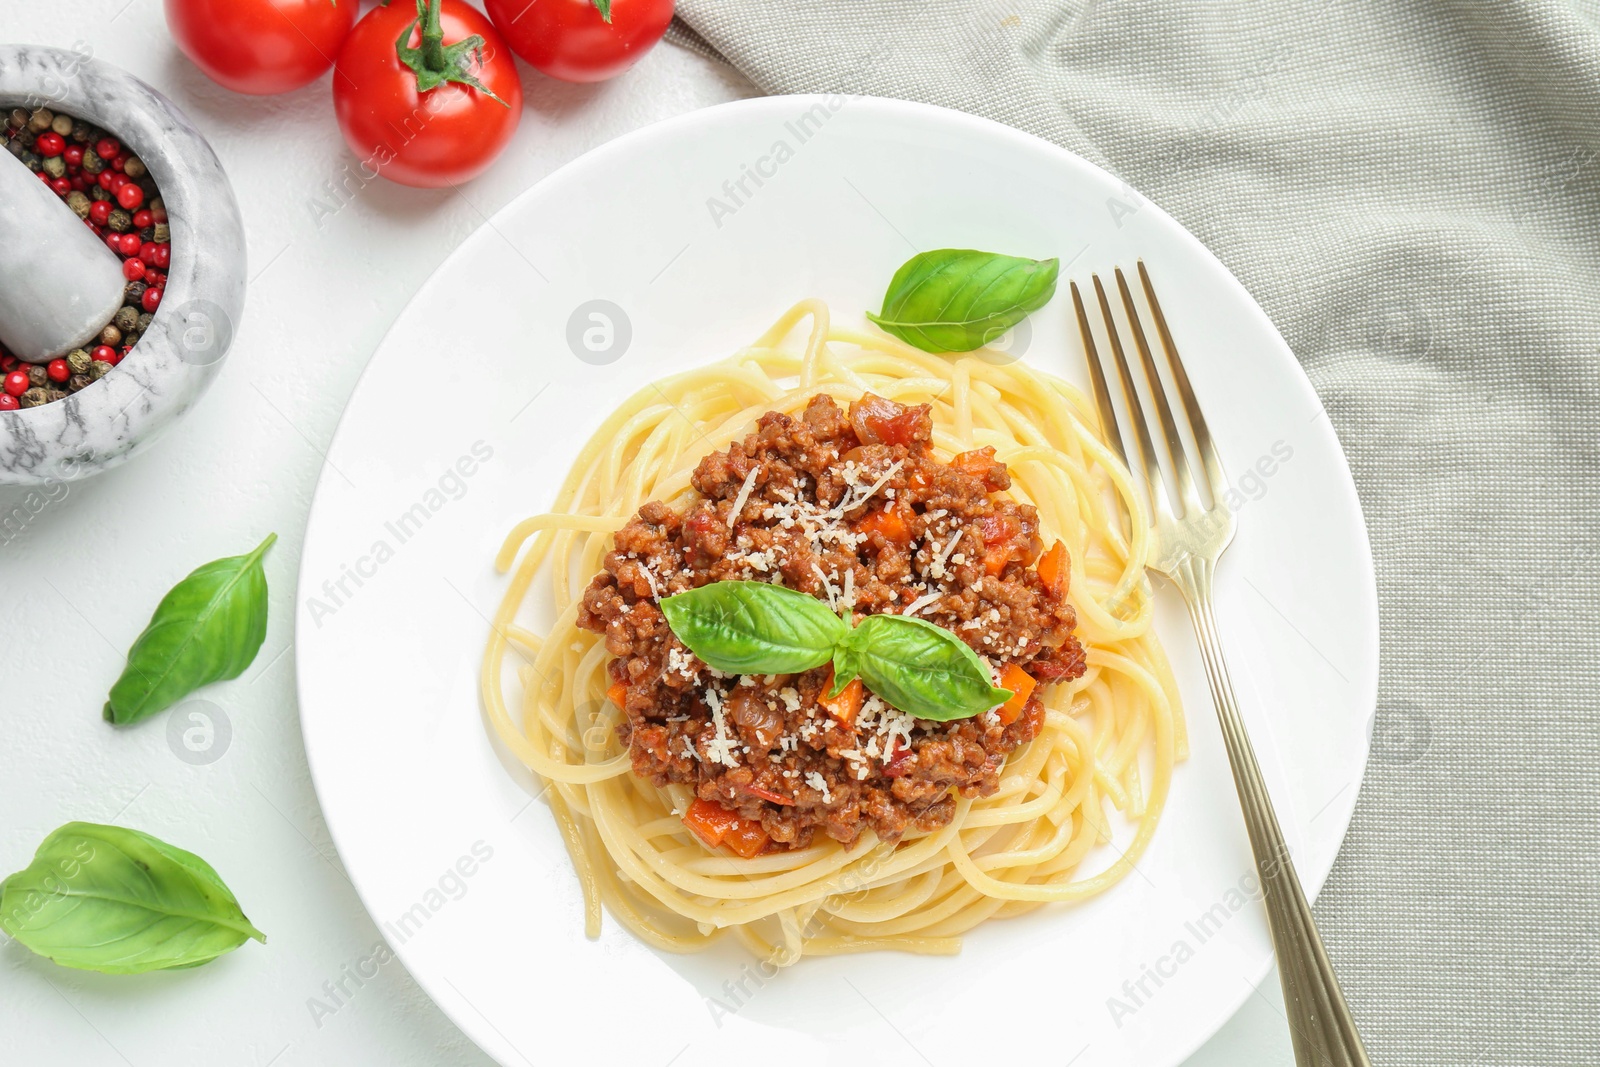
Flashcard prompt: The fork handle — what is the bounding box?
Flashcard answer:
[1182,562,1373,1067]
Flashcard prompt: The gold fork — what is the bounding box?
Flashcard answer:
[1073,263,1373,1067]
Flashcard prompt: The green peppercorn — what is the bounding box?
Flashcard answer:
[89,360,112,381]
[122,332,140,349]
[113,306,139,333]
[152,223,171,243]
[66,349,92,375]
[107,208,132,233]
[20,150,40,172]
[136,312,154,333]
[81,148,103,174]
[19,387,50,408]
[6,139,26,161]
[68,373,92,392]
[41,154,66,179]
[26,365,47,388]
[123,156,147,179]
[27,108,51,132]
[89,186,110,202]
[65,190,91,219]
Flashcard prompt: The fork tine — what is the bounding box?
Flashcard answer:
[1071,280,1130,472]
[1091,274,1170,521]
[1138,261,1227,501]
[1115,267,1205,518]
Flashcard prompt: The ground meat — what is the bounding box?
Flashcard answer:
[577,393,1087,851]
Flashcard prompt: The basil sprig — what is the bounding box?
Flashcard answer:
[0,822,265,974]
[105,534,276,726]
[660,580,1012,721]
[660,581,846,675]
[867,249,1060,354]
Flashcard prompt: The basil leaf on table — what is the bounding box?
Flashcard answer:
[838,614,1012,722]
[867,249,1060,354]
[0,822,265,974]
[104,533,276,725]
[661,580,846,675]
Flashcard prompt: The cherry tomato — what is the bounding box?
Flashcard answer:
[333,0,521,188]
[484,0,672,83]
[165,0,358,95]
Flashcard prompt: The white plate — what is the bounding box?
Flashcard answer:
[296,96,1377,1067]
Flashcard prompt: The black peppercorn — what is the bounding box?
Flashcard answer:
[20,150,40,172]
[89,185,111,202]
[70,119,91,143]
[124,156,147,179]
[124,280,148,303]
[68,374,92,392]
[137,312,154,333]
[107,208,132,233]
[19,387,49,408]
[113,306,139,333]
[8,108,26,129]
[45,388,68,404]
[26,365,47,388]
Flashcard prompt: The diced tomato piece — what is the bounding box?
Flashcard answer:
[882,740,913,777]
[606,681,628,709]
[742,784,795,806]
[819,673,864,726]
[1037,540,1068,598]
[995,663,1036,726]
[857,507,911,545]
[682,798,742,847]
[983,548,1010,576]
[849,393,930,447]
[722,820,770,858]
[951,446,1010,491]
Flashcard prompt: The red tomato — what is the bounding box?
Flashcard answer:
[165,0,356,95]
[484,0,673,83]
[333,0,522,188]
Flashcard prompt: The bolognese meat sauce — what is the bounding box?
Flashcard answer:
[576,393,1087,853]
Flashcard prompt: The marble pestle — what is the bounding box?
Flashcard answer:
[0,145,126,363]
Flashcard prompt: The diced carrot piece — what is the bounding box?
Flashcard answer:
[722,821,770,859]
[983,547,1011,576]
[682,798,742,847]
[606,681,628,709]
[857,507,911,545]
[819,674,864,726]
[995,663,1036,726]
[951,446,1009,491]
[1038,540,1067,598]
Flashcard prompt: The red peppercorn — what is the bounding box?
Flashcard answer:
[95,136,120,159]
[50,177,70,196]
[104,233,121,252]
[141,287,162,313]
[110,172,129,191]
[122,257,145,281]
[151,207,167,224]
[34,131,64,156]
[111,151,128,172]
[89,200,112,225]
[144,270,166,288]
[92,345,116,364]
[152,243,171,269]
[138,241,157,264]
[63,144,83,167]
[116,183,144,210]
[3,370,28,397]
[0,354,14,371]
[0,394,17,412]
[97,170,116,191]
[46,359,69,383]
[119,233,142,256]
[132,209,152,229]
[70,175,89,192]
[37,171,50,184]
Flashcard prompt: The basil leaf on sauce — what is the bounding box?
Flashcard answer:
[104,534,276,726]
[661,580,847,675]
[0,822,265,974]
[840,614,1012,722]
[867,249,1060,354]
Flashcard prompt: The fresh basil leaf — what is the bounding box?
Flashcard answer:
[844,614,1012,721]
[0,822,265,974]
[661,580,847,675]
[867,249,1060,354]
[104,534,276,726]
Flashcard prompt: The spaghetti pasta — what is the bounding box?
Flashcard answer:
[481,300,1185,964]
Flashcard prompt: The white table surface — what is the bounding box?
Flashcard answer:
[0,3,1294,1063]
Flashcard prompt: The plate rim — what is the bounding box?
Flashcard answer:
[295,92,1379,1067]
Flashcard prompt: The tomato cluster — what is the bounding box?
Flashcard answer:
[165,0,674,188]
